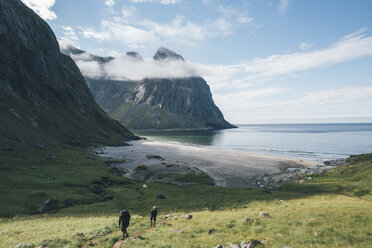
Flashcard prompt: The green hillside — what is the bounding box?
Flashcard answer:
[1,152,371,247]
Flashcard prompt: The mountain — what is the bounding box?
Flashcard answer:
[0,0,136,148]
[61,46,236,130]
[153,46,184,61]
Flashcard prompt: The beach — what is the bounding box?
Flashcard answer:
[99,140,318,188]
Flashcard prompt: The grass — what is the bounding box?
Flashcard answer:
[1,150,372,247]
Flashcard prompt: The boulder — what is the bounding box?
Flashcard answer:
[156,194,166,199]
[146,155,164,160]
[259,211,270,218]
[180,214,193,219]
[39,199,58,213]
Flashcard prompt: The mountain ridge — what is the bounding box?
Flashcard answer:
[0,0,137,148]
[61,46,236,130]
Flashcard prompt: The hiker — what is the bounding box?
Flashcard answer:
[150,206,157,227]
[119,209,131,239]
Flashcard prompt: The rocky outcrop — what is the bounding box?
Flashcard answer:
[62,46,236,130]
[0,0,136,147]
[153,46,184,61]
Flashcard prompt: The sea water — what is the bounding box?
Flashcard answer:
[134,123,372,161]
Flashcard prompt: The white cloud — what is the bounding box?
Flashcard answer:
[295,86,372,106]
[80,27,111,42]
[61,26,79,41]
[105,0,115,7]
[278,0,289,14]
[81,13,239,48]
[21,0,57,20]
[240,29,372,81]
[299,42,313,50]
[130,0,181,4]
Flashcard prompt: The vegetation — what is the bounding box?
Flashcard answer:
[1,150,372,247]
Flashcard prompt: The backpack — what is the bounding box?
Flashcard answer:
[121,209,131,222]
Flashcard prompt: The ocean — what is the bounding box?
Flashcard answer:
[134,123,372,161]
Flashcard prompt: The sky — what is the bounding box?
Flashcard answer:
[21,0,372,124]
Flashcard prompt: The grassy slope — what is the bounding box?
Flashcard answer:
[0,152,371,247]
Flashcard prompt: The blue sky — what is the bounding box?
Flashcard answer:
[21,0,372,124]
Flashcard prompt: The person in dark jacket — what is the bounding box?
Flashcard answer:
[119,209,131,239]
[150,206,157,227]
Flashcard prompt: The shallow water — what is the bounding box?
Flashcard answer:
[134,123,372,161]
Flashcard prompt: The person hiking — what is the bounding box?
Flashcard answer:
[150,206,157,227]
[119,209,131,239]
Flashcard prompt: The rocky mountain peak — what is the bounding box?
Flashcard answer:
[126,51,144,61]
[153,47,184,61]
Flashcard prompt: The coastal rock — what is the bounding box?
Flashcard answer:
[146,155,164,160]
[259,211,270,218]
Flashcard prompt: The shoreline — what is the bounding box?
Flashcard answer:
[98,140,322,188]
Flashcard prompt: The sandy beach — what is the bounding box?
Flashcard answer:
[99,140,318,188]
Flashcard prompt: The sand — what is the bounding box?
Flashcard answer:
[99,140,318,188]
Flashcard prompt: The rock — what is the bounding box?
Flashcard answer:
[307,176,313,180]
[240,239,263,248]
[169,228,186,234]
[14,243,35,248]
[156,194,166,199]
[180,214,192,219]
[242,218,260,223]
[259,211,270,218]
[208,228,216,234]
[297,179,305,183]
[142,184,148,188]
[64,198,76,206]
[90,185,103,194]
[164,214,172,219]
[146,154,164,160]
[39,199,58,213]
[213,246,223,248]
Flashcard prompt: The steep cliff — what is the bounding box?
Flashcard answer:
[62,46,236,130]
[0,0,136,147]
